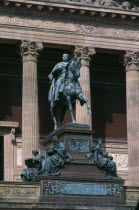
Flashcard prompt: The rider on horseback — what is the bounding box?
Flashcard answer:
[48,56,92,129]
[48,54,69,107]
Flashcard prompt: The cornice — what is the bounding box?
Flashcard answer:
[0,0,139,26]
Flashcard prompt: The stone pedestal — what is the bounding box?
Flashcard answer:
[41,123,93,163]
[74,47,96,128]
[20,41,43,161]
[124,51,139,186]
[41,123,99,178]
[40,123,125,206]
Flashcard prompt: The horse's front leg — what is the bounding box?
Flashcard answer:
[66,96,76,123]
[51,107,57,130]
[78,93,92,115]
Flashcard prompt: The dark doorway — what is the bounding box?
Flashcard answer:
[0,43,22,134]
[90,52,127,141]
[0,136,4,180]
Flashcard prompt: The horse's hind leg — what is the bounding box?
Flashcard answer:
[78,93,92,115]
[60,106,67,126]
[66,96,76,123]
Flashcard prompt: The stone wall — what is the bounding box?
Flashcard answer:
[0,182,40,203]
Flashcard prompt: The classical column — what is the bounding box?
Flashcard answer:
[20,41,43,161]
[124,51,139,186]
[74,47,96,128]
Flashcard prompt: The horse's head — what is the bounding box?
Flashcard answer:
[69,58,81,79]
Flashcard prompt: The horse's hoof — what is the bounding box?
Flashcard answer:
[54,126,57,130]
[88,110,92,115]
[72,120,76,124]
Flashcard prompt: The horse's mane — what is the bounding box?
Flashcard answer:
[65,58,81,82]
[67,58,80,69]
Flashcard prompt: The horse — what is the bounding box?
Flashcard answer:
[49,58,92,130]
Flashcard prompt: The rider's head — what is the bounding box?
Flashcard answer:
[62,54,69,62]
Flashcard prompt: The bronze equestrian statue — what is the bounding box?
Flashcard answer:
[48,53,92,130]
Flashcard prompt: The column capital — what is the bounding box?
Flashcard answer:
[74,46,96,67]
[19,40,43,63]
[124,51,139,72]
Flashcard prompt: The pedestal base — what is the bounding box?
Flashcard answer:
[39,176,125,205]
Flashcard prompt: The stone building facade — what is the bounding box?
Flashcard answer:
[0,0,139,208]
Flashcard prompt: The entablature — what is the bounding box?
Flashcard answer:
[1,0,139,25]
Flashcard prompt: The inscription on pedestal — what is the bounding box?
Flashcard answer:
[69,139,89,152]
[43,181,123,197]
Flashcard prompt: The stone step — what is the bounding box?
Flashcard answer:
[0,202,134,209]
